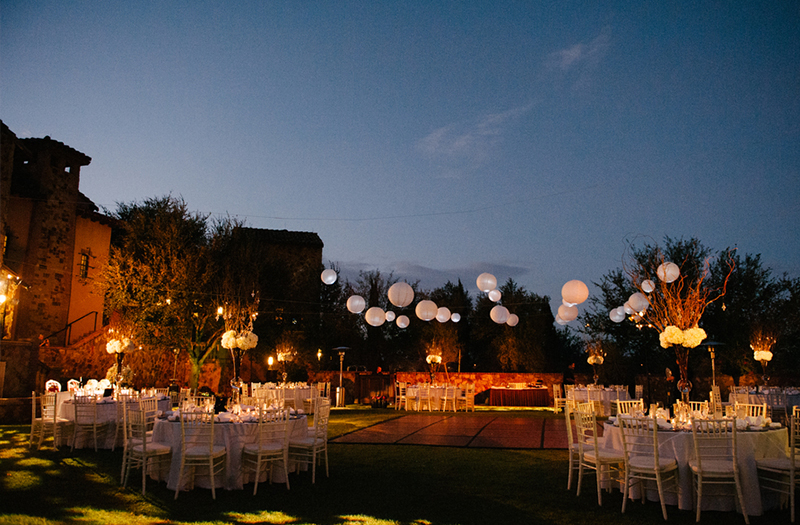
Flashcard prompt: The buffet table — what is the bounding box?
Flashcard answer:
[151,413,308,492]
[489,387,549,407]
[601,422,789,516]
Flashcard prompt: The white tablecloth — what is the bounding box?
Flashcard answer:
[57,396,171,449]
[151,414,308,492]
[601,422,789,515]
[568,389,630,415]
[729,392,800,409]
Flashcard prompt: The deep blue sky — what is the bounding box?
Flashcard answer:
[3,1,798,321]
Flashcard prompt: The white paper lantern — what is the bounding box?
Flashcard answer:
[476,273,497,293]
[490,305,510,324]
[365,307,385,327]
[450,312,461,323]
[557,304,579,322]
[623,302,635,315]
[656,262,680,283]
[387,282,414,307]
[561,280,589,305]
[628,292,649,313]
[321,269,337,285]
[385,311,396,322]
[396,315,410,328]
[506,313,519,326]
[488,289,502,302]
[415,300,438,321]
[609,307,626,323]
[641,279,655,293]
[436,307,451,323]
[346,295,366,314]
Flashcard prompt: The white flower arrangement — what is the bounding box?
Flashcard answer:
[106,337,133,354]
[221,330,258,351]
[277,350,295,362]
[753,350,773,362]
[106,364,134,384]
[426,354,442,365]
[659,325,707,349]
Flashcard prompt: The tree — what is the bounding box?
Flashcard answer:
[102,196,226,390]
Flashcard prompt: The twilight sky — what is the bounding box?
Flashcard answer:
[3,1,799,321]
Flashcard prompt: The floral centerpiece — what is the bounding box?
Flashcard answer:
[426,354,442,382]
[751,329,775,386]
[220,329,258,386]
[106,364,134,386]
[623,246,734,402]
[218,294,260,394]
[586,340,605,385]
[106,336,134,383]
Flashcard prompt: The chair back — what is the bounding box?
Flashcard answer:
[619,415,662,467]
[690,418,738,473]
[73,396,97,423]
[311,399,331,443]
[734,402,767,419]
[616,399,644,415]
[139,397,158,430]
[688,400,709,415]
[710,386,722,415]
[574,402,600,454]
[42,393,58,421]
[253,408,289,451]
[127,409,150,448]
[553,384,563,400]
[179,409,216,453]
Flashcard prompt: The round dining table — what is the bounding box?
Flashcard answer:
[600,421,789,516]
[150,412,309,492]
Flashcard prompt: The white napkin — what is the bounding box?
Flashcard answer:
[736,419,748,430]
[656,418,672,430]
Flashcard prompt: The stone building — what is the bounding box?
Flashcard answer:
[0,121,113,398]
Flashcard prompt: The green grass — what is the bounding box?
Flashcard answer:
[0,408,791,525]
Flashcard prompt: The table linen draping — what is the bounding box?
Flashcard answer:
[151,414,308,492]
[601,422,789,516]
[57,396,171,449]
[728,392,800,409]
[488,387,549,407]
[568,388,630,415]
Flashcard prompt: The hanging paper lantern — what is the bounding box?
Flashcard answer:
[321,269,337,285]
[609,307,626,323]
[387,282,414,307]
[450,312,461,323]
[436,307,451,323]
[346,295,366,314]
[385,311,396,322]
[488,289,502,302]
[396,315,410,329]
[557,304,578,322]
[415,300,438,321]
[656,262,680,283]
[365,307,386,327]
[561,280,589,305]
[506,313,519,326]
[476,273,497,293]
[641,279,656,293]
[490,305,510,324]
[628,292,649,313]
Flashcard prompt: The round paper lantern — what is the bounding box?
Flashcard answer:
[396,315,410,328]
[387,282,414,308]
[436,307,451,323]
[657,262,680,283]
[490,305,510,324]
[365,307,385,327]
[476,273,497,293]
[555,315,568,326]
[450,312,461,323]
[385,311,396,322]
[415,300,438,321]
[321,269,337,285]
[623,301,634,315]
[561,280,589,305]
[628,292,649,313]
[488,289,502,302]
[557,304,578,322]
[346,295,366,314]
[506,313,519,326]
[609,307,626,323]
[641,279,656,293]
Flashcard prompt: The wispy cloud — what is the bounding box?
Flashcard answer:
[417,103,535,165]
[549,27,611,72]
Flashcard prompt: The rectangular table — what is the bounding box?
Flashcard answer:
[489,387,549,407]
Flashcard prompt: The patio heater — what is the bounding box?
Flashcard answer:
[702,341,725,387]
[333,347,349,407]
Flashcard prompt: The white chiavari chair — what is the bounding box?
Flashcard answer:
[616,399,645,416]
[289,398,330,483]
[241,408,290,494]
[122,409,171,495]
[553,384,567,414]
[735,402,767,419]
[756,405,799,522]
[690,417,749,524]
[72,395,103,452]
[575,402,624,506]
[174,408,226,500]
[441,385,457,412]
[416,384,432,412]
[395,382,408,411]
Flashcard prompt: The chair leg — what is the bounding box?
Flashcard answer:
[695,475,702,523]
[655,473,668,521]
[595,464,603,506]
[734,475,749,524]
[252,456,261,495]
[621,469,629,514]
[209,458,217,500]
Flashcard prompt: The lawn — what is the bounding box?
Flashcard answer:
[0,408,790,525]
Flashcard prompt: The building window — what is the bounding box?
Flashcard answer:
[79,253,89,278]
